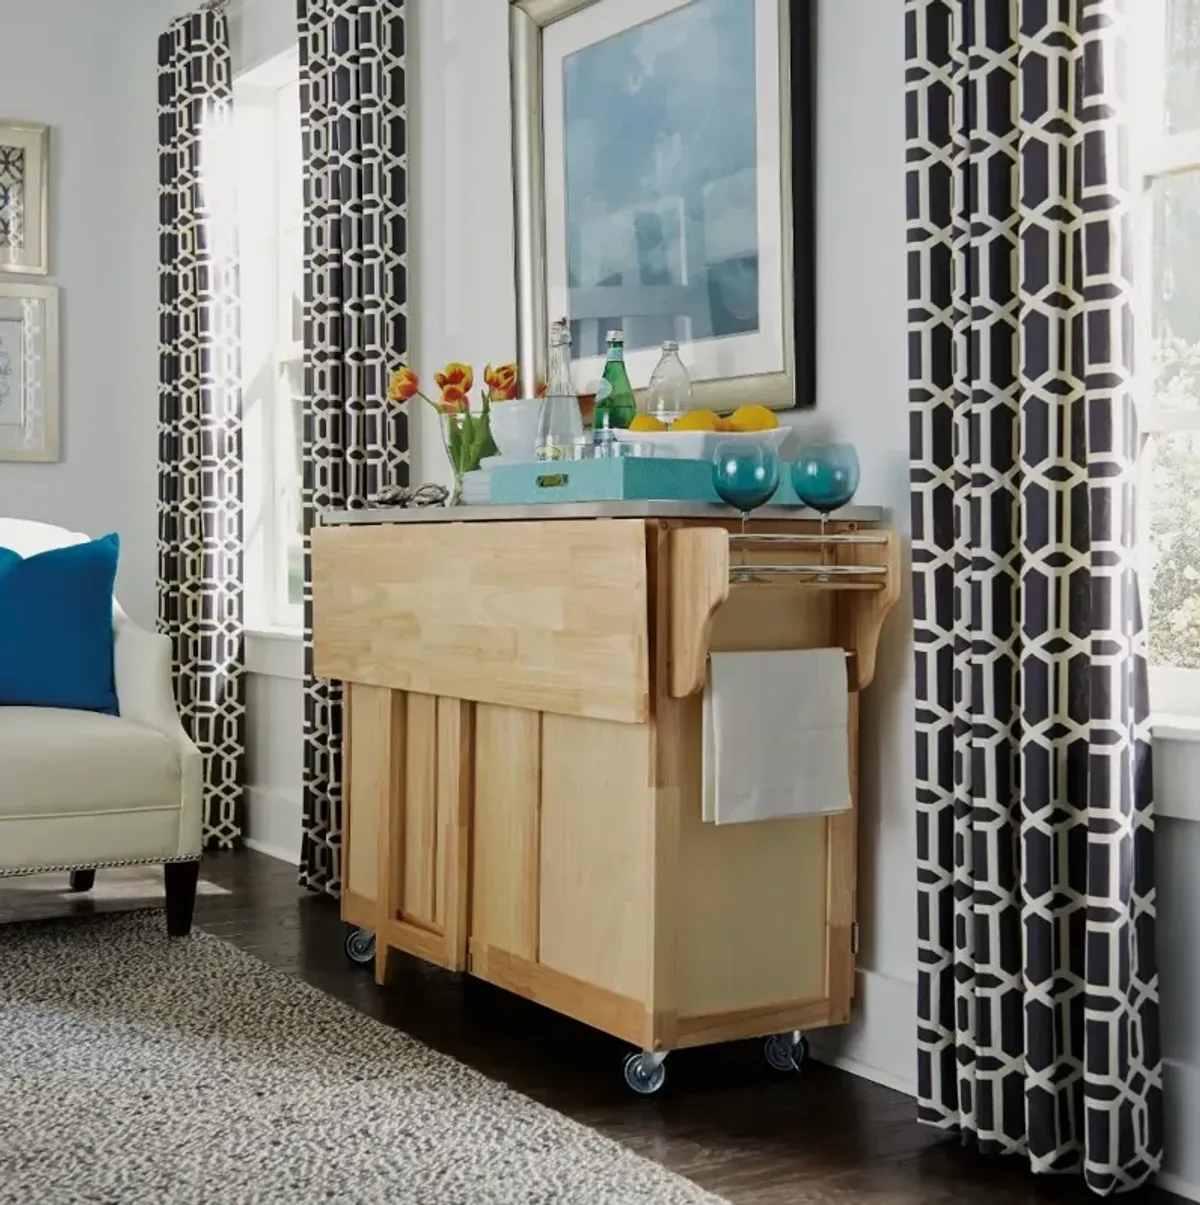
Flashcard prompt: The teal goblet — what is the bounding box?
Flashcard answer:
[791,443,861,574]
[791,443,860,531]
[712,441,781,533]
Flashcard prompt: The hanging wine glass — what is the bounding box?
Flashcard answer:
[791,444,861,575]
[711,441,781,536]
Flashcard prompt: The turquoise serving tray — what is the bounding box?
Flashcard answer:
[488,458,809,507]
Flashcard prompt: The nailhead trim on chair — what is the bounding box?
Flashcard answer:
[0,855,202,879]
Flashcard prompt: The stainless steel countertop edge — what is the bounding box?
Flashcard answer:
[321,501,887,526]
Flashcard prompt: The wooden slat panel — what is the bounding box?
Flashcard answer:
[471,703,541,961]
[675,996,832,1048]
[674,694,829,1018]
[825,691,859,1022]
[342,889,374,930]
[370,688,406,987]
[342,685,376,906]
[470,942,648,1048]
[538,712,652,1004]
[385,918,448,967]
[311,520,650,723]
[436,696,473,972]
[669,527,729,697]
[648,524,682,1051]
[342,684,402,911]
[403,692,439,927]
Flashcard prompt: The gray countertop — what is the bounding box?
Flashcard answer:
[321,501,886,526]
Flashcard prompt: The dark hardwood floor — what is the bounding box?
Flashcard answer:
[0,850,1181,1205]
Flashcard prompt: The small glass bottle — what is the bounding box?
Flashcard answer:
[535,318,584,461]
[593,331,638,431]
[645,341,692,425]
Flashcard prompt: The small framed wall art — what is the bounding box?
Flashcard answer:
[0,283,60,462]
[510,0,814,411]
[0,120,49,276]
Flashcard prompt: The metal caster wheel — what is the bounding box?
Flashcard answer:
[623,1051,668,1096]
[344,927,377,966]
[764,1031,809,1073]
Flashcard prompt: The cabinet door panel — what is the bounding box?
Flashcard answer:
[343,685,470,975]
[471,704,541,962]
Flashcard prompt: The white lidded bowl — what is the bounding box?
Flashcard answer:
[488,397,542,461]
[613,427,790,460]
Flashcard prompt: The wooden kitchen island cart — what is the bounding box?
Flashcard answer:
[312,503,899,1093]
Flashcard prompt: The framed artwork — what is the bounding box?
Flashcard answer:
[510,0,813,410]
[0,283,60,462]
[0,120,49,276]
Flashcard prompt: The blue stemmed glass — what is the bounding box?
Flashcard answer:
[791,443,861,571]
[712,441,781,533]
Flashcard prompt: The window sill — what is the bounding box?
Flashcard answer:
[246,627,304,681]
[1153,714,1200,744]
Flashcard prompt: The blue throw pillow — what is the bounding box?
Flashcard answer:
[0,533,120,715]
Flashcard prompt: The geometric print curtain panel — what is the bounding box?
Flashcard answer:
[156,4,246,849]
[906,0,1161,1192]
[297,0,410,896]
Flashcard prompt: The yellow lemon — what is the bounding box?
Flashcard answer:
[727,404,779,433]
[671,409,721,432]
[629,413,667,433]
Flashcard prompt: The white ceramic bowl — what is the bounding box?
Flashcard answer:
[488,397,542,461]
[613,427,790,461]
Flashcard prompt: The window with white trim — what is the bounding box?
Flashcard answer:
[235,48,304,633]
[1135,1,1200,715]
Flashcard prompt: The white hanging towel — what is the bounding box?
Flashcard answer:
[702,648,852,825]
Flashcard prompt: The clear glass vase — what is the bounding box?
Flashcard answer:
[440,406,496,505]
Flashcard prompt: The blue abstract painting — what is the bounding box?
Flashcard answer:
[562,0,760,357]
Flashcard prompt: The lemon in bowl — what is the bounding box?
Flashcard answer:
[726,405,780,432]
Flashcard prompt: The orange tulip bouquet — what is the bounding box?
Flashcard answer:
[388,360,520,504]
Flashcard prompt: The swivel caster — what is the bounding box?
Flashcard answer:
[764,1030,809,1073]
[344,927,377,966]
[622,1051,668,1096]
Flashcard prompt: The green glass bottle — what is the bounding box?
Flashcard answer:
[594,330,638,431]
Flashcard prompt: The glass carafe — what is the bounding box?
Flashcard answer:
[644,341,693,426]
[535,318,584,461]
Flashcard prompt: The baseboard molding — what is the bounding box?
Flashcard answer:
[1158,1170,1200,1204]
[242,836,300,866]
[244,786,303,866]
[1161,1057,1200,1201]
[808,968,917,1098]
[812,1048,917,1099]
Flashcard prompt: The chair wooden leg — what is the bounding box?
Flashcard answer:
[68,869,96,893]
[164,861,200,937]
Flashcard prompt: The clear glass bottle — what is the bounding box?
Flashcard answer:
[535,318,584,461]
[645,341,693,425]
[593,331,638,431]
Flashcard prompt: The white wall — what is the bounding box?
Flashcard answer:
[229,0,299,76]
[0,0,188,627]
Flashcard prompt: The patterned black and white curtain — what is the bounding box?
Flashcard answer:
[297,0,409,895]
[907,1,1161,1191]
[157,5,245,848]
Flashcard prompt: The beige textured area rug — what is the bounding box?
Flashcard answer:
[0,912,724,1205]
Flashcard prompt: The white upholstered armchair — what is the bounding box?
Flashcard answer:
[0,519,203,935]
